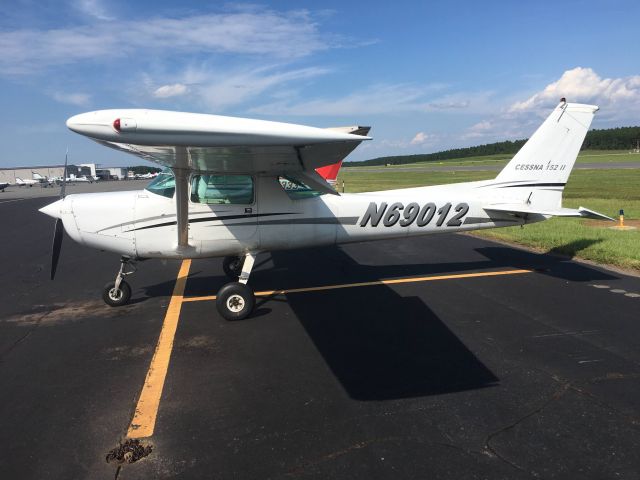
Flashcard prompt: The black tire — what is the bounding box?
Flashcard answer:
[222,256,243,279]
[102,280,132,307]
[216,282,255,320]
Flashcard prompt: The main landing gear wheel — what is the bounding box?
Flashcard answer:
[216,282,255,321]
[102,280,132,307]
[222,255,243,279]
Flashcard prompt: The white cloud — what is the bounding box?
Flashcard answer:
[249,83,476,116]
[51,91,91,106]
[462,120,494,140]
[510,67,640,114]
[461,67,640,143]
[0,9,331,75]
[74,0,113,21]
[194,65,330,111]
[142,64,329,113]
[153,83,188,98]
[470,120,492,132]
[410,132,430,145]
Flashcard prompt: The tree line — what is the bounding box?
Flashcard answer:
[346,126,640,167]
[127,165,162,175]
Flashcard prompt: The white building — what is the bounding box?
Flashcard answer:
[0,165,68,183]
[96,167,129,180]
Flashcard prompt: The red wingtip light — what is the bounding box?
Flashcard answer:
[113,118,121,132]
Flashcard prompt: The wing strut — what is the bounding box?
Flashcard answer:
[172,147,192,251]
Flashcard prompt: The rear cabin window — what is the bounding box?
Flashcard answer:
[190,174,254,204]
[278,176,324,200]
[145,169,175,198]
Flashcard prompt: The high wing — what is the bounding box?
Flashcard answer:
[67,109,371,250]
[67,110,370,178]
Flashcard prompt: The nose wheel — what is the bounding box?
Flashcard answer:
[222,255,244,279]
[103,280,132,306]
[216,252,257,320]
[103,256,136,307]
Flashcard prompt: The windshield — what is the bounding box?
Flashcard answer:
[145,168,175,198]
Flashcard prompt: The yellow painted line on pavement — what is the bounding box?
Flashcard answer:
[127,259,191,439]
[181,268,532,303]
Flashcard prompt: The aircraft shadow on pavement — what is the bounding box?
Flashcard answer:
[260,239,617,400]
[138,238,617,400]
[476,242,617,282]
[141,277,184,299]
[268,247,499,401]
[139,236,615,304]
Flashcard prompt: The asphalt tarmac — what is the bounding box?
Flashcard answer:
[1,191,640,479]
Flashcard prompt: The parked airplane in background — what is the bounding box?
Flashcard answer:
[32,172,56,187]
[134,172,158,180]
[16,177,38,187]
[66,174,95,183]
[40,100,612,320]
[0,182,8,192]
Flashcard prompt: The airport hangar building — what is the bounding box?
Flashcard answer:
[0,164,129,183]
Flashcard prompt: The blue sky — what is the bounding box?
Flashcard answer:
[1,0,639,167]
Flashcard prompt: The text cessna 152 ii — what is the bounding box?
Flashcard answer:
[40,99,611,320]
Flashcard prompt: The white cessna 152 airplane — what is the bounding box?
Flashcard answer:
[40,99,611,320]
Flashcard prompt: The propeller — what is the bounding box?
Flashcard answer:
[50,149,68,280]
[50,218,63,280]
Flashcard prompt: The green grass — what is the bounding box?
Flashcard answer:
[337,170,495,192]
[576,150,640,163]
[337,167,640,271]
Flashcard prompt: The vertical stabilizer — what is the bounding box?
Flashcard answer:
[495,101,598,185]
[490,101,598,210]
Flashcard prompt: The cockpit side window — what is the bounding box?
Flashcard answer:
[190,174,254,204]
[278,176,324,200]
[145,169,175,198]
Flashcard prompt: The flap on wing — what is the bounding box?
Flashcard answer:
[288,170,339,196]
[96,140,363,175]
[483,204,614,221]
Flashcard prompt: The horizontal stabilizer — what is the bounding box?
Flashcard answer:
[484,204,614,221]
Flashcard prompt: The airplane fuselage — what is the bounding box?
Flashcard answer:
[47,175,534,260]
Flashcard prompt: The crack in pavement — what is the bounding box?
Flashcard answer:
[482,370,640,478]
[483,380,573,478]
[285,436,396,477]
[0,309,51,362]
